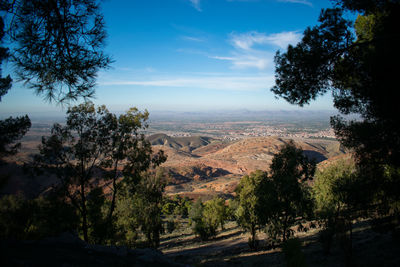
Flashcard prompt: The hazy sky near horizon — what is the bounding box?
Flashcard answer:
[1,0,340,116]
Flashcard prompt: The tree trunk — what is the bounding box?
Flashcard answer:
[80,182,89,242]
[103,159,119,242]
[250,224,257,249]
[282,214,288,243]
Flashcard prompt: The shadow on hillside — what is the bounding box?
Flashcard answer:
[0,161,57,198]
[161,228,245,252]
[159,231,194,244]
[303,150,327,163]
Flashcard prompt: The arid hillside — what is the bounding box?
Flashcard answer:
[148,134,346,198]
[0,133,346,199]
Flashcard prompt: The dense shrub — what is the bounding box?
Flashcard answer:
[0,194,78,240]
[189,197,227,241]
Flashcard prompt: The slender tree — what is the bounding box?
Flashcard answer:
[235,170,268,249]
[266,141,315,243]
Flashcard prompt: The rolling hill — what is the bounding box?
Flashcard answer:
[1,133,347,199]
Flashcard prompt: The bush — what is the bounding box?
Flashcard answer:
[193,220,216,241]
[0,194,78,240]
[189,197,227,241]
[165,219,176,233]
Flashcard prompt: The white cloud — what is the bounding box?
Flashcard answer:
[189,0,202,11]
[277,0,313,7]
[211,31,301,70]
[99,75,274,92]
[230,31,302,50]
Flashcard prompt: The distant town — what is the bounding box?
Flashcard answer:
[146,110,338,141]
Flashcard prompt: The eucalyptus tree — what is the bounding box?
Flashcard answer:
[34,102,166,242]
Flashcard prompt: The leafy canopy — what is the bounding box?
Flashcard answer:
[272,0,400,168]
[2,0,112,103]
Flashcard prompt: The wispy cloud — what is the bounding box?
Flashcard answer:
[189,0,202,11]
[181,36,205,42]
[210,53,272,70]
[99,75,274,91]
[277,0,313,7]
[211,31,301,70]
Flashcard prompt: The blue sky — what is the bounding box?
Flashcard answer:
[1,0,338,116]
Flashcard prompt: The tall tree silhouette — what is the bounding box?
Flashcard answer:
[272,0,400,212]
[0,0,111,159]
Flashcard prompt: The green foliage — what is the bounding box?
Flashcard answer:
[189,199,212,240]
[165,219,176,233]
[235,170,268,249]
[234,142,314,248]
[0,115,31,158]
[189,199,203,226]
[133,171,166,248]
[113,192,140,247]
[203,197,228,231]
[114,169,166,248]
[271,0,400,221]
[2,0,111,103]
[86,187,108,244]
[282,238,307,267]
[188,197,227,241]
[313,159,364,257]
[162,202,176,216]
[266,141,315,243]
[29,195,79,239]
[162,195,192,218]
[34,102,165,243]
[313,159,357,221]
[0,194,78,240]
[0,194,32,240]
